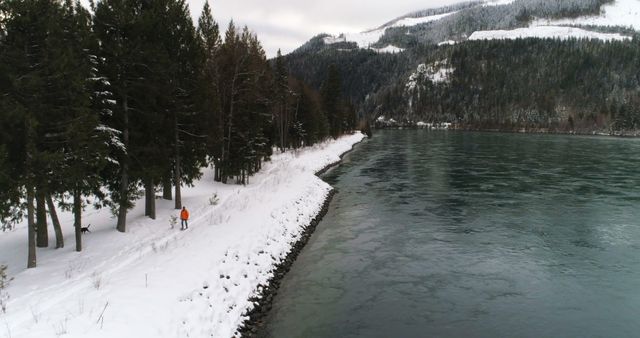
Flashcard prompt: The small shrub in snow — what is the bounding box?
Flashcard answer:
[209,193,219,206]
[54,318,68,337]
[64,261,84,279]
[91,272,102,290]
[77,299,85,314]
[0,265,12,313]
[30,306,41,323]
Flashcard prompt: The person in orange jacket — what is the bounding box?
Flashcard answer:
[180,206,189,230]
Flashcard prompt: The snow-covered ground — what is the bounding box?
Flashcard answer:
[537,0,640,30]
[406,60,454,92]
[470,0,639,43]
[322,35,347,45]
[483,0,516,7]
[327,10,457,49]
[372,45,405,54]
[389,11,458,28]
[0,133,365,338]
[438,40,457,46]
[468,25,631,42]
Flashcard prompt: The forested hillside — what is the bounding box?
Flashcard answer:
[381,39,640,132]
[378,0,614,48]
[283,0,640,133]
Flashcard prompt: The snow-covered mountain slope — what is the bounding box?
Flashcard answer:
[538,0,640,30]
[372,45,405,54]
[468,25,631,42]
[468,0,638,43]
[388,11,459,29]
[311,0,638,54]
[483,0,516,6]
[336,10,459,49]
[0,133,365,338]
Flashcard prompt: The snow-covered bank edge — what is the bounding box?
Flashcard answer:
[0,133,366,338]
[237,136,365,337]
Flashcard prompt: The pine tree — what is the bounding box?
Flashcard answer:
[56,0,111,251]
[94,0,136,232]
[94,0,159,228]
[169,0,206,210]
[0,0,62,265]
[274,50,290,151]
[321,64,343,138]
[289,77,329,147]
[197,1,224,182]
[216,21,242,183]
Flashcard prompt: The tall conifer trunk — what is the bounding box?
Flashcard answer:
[117,94,129,233]
[174,114,182,209]
[26,118,37,268]
[73,188,82,252]
[162,176,172,200]
[46,194,64,249]
[35,188,48,248]
[144,177,156,219]
[27,185,36,269]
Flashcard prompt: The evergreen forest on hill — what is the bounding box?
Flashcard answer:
[284,35,640,133]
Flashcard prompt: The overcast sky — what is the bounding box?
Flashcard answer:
[184,0,463,57]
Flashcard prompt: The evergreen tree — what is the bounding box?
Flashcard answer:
[0,0,112,262]
[55,0,111,251]
[273,49,290,150]
[94,0,141,232]
[161,0,206,210]
[216,21,243,183]
[197,1,224,182]
[0,0,67,265]
[321,64,343,138]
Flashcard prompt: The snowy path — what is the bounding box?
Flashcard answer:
[0,133,365,338]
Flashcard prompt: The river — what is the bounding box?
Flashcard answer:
[259,130,640,338]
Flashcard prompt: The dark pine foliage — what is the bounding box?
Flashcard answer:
[0,0,352,268]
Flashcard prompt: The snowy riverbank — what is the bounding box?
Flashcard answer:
[0,132,365,338]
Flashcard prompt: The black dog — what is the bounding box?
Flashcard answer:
[81,224,91,234]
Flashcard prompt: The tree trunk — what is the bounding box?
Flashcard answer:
[46,194,64,249]
[26,116,37,268]
[215,74,224,183]
[162,175,172,200]
[117,94,129,233]
[116,163,129,233]
[174,113,182,210]
[35,188,48,248]
[221,65,239,184]
[73,188,82,252]
[144,177,156,220]
[27,185,36,269]
[214,160,221,182]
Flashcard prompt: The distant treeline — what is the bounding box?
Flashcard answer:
[378,38,640,132]
[0,0,356,268]
[285,36,640,134]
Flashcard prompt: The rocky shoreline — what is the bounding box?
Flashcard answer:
[237,137,363,337]
[374,125,640,138]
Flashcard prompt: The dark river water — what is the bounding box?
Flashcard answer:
[260,130,640,338]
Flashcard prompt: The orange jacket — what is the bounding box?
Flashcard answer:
[180,209,189,220]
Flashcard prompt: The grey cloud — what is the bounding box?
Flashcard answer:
[187,0,465,57]
[84,0,464,57]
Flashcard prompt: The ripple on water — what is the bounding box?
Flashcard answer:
[261,131,640,338]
